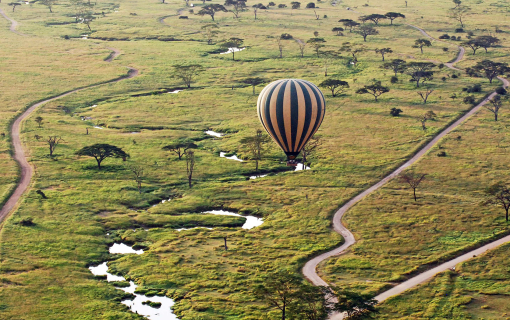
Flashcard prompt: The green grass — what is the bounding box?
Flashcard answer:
[1,0,510,318]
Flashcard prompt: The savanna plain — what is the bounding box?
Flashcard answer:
[0,0,510,319]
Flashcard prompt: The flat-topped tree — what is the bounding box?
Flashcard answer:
[485,182,510,221]
[198,4,228,21]
[359,14,387,25]
[8,2,21,11]
[470,60,510,83]
[307,38,326,57]
[413,39,432,54]
[319,79,349,97]
[406,62,435,87]
[339,19,360,32]
[382,59,407,76]
[385,12,405,25]
[464,39,482,55]
[76,144,129,169]
[484,95,506,121]
[171,64,204,88]
[340,42,366,63]
[332,27,344,36]
[41,0,58,13]
[375,48,392,61]
[356,80,389,102]
[221,38,244,60]
[242,77,266,95]
[229,0,247,19]
[476,35,500,53]
[356,25,379,42]
[163,140,198,160]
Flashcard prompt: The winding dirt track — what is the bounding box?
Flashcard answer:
[302,23,509,320]
[0,8,25,36]
[0,12,139,227]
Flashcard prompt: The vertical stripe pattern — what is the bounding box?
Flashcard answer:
[257,79,326,160]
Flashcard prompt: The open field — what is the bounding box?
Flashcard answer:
[1,0,510,319]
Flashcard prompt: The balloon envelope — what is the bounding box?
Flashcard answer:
[257,79,325,162]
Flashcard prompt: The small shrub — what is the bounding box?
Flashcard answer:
[278,3,286,8]
[390,76,399,84]
[468,31,474,36]
[19,218,35,226]
[442,47,449,52]
[439,34,450,39]
[437,151,447,157]
[179,16,189,19]
[463,95,476,105]
[280,33,293,39]
[452,74,459,78]
[455,28,464,33]
[495,87,507,95]
[306,2,315,8]
[63,35,70,39]
[442,77,447,82]
[189,9,194,13]
[390,108,403,117]
[323,14,327,18]
[463,84,482,93]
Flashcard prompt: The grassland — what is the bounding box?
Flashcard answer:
[0,0,510,319]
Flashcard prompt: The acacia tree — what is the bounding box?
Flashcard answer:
[240,129,270,171]
[332,27,344,36]
[332,289,379,319]
[201,24,219,44]
[375,47,392,61]
[220,37,244,60]
[356,25,379,42]
[448,5,470,27]
[470,60,510,84]
[339,18,359,32]
[171,64,204,88]
[253,270,302,320]
[464,39,482,55]
[484,94,505,121]
[198,4,228,21]
[406,62,435,87]
[301,135,322,168]
[289,284,331,320]
[128,165,144,194]
[359,14,387,25]
[476,35,500,53]
[9,2,21,11]
[76,144,129,169]
[242,77,266,95]
[321,50,339,76]
[413,39,432,54]
[385,12,405,25]
[229,0,246,18]
[162,140,197,160]
[307,38,326,57]
[41,0,58,13]
[47,136,63,156]
[339,42,366,63]
[356,80,389,102]
[400,172,426,201]
[35,116,43,128]
[319,79,349,97]
[82,12,94,31]
[485,182,510,221]
[420,110,437,130]
[185,150,196,188]
[382,59,407,76]
[417,89,434,104]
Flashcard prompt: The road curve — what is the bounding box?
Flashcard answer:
[0,11,139,227]
[303,22,509,320]
[0,7,26,36]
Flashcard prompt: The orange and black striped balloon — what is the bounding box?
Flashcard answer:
[257,79,326,161]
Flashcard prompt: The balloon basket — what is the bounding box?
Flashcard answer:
[286,160,298,167]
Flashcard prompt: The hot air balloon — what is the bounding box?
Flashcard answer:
[257,79,326,166]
